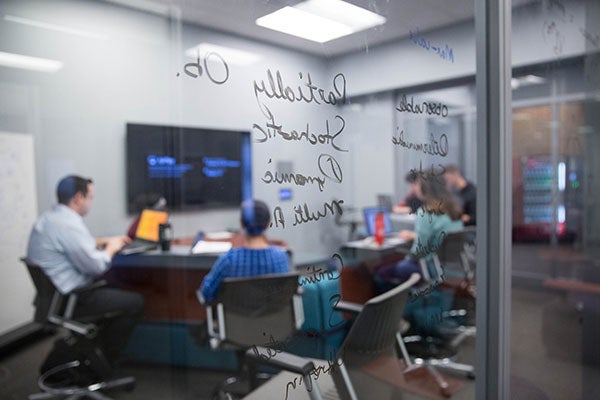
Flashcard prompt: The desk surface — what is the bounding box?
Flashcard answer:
[113,232,289,270]
[339,236,411,264]
[112,245,217,269]
[109,235,289,322]
[343,237,409,250]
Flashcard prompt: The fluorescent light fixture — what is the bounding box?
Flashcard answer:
[558,162,566,191]
[4,15,108,40]
[256,0,386,43]
[511,74,546,90]
[185,43,260,65]
[523,74,545,85]
[0,51,62,73]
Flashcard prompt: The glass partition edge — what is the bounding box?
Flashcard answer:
[476,0,513,399]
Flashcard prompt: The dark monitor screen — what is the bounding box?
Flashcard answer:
[126,123,251,213]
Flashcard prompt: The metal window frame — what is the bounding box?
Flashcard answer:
[475,0,513,399]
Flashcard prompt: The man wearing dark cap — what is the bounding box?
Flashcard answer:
[199,199,289,302]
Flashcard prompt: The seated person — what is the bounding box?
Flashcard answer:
[126,192,167,240]
[376,170,464,285]
[443,164,476,226]
[27,175,144,367]
[199,199,289,303]
[393,171,423,214]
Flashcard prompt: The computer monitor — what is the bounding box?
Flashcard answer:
[363,206,392,237]
[126,123,252,213]
[135,209,169,242]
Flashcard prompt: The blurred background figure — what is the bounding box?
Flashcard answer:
[443,164,476,226]
[377,170,464,286]
[393,171,423,215]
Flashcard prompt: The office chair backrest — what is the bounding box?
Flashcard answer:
[22,257,66,323]
[434,229,474,279]
[436,230,466,263]
[340,273,420,356]
[22,257,97,338]
[330,273,419,400]
[216,273,301,348]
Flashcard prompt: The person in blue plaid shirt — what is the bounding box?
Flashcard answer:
[199,199,289,303]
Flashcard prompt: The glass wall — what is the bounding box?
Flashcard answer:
[511,0,600,399]
[0,0,529,399]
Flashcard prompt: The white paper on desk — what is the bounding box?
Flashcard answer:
[191,240,232,254]
[204,231,234,240]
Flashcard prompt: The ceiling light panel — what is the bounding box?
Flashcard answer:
[256,0,386,43]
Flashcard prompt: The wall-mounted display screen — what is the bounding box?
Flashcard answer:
[126,123,251,213]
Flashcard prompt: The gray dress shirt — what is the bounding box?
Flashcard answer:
[27,204,111,294]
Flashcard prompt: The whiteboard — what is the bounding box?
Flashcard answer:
[0,131,37,335]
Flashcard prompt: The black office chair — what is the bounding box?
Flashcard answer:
[22,258,135,400]
[245,273,461,400]
[198,273,304,400]
[405,229,476,378]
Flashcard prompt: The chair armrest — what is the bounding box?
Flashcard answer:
[442,309,467,319]
[334,300,363,314]
[246,346,315,376]
[195,288,207,305]
[48,315,98,337]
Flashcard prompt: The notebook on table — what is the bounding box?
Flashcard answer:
[120,209,169,255]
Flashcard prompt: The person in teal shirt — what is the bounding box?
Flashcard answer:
[376,170,464,284]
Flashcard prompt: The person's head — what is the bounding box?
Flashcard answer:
[133,192,167,212]
[417,171,463,221]
[405,171,421,197]
[56,175,94,216]
[241,199,271,237]
[443,164,466,190]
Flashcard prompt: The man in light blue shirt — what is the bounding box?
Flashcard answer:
[27,175,143,366]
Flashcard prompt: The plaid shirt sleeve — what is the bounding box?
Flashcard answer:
[200,253,230,303]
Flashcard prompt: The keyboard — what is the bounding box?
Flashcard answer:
[120,240,158,255]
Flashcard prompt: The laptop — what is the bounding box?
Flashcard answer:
[363,206,395,238]
[120,209,169,255]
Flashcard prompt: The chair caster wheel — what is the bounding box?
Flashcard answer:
[213,391,236,400]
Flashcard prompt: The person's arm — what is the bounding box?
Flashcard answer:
[393,205,411,214]
[465,195,476,225]
[200,254,230,303]
[462,184,477,225]
[59,222,115,277]
[398,230,416,241]
[273,248,290,273]
[96,236,131,257]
